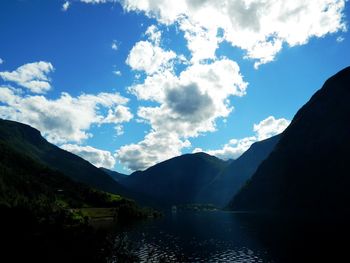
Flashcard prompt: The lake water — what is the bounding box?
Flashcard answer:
[116,211,278,263]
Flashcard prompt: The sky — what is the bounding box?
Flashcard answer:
[0,0,349,174]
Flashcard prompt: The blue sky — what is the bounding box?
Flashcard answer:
[0,0,349,173]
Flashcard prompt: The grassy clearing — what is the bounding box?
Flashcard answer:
[105,193,122,202]
[80,207,116,219]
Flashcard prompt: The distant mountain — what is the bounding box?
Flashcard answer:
[121,152,228,205]
[100,167,127,182]
[229,67,350,217]
[197,135,280,207]
[0,119,126,196]
[120,137,280,207]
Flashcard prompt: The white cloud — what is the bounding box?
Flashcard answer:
[336,36,345,42]
[117,58,247,170]
[199,116,290,160]
[62,1,70,11]
[120,0,347,66]
[80,0,116,3]
[197,136,257,160]
[131,58,247,137]
[113,70,122,76]
[0,58,3,65]
[145,25,162,45]
[0,61,54,93]
[116,131,191,171]
[0,86,133,144]
[61,144,116,169]
[111,40,118,50]
[179,19,221,62]
[192,147,203,153]
[126,25,178,75]
[126,40,176,75]
[114,124,124,136]
[102,105,133,123]
[253,115,290,140]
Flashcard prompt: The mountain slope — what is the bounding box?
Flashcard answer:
[0,127,156,263]
[121,152,228,205]
[198,135,280,207]
[0,119,126,196]
[100,167,127,182]
[229,67,350,216]
[0,139,127,210]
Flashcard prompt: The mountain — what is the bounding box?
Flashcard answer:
[0,121,156,262]
[100,167,127,182]
[120,136,279,208]
[0,119,126,196]
[229,67,350,217]
[120,152,229,205]
[0,137,132,210]
[197,135,280,207]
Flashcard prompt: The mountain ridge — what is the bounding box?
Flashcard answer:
[0,119,127,196]
[229,66,350,216]
[121,152,229,205]
[121,137,280,207]
[197,135,280,206]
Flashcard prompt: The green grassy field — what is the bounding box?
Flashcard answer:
[80,207,116,219]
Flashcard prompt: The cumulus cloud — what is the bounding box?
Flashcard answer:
[116,131,191,171]
[199,116,290,160]
[121,0,347,66]
[126,41,176,75]
[0,86,133,144]
[62,1,70,11]
[0,61,54,93]
[102,105,133,123]
[253,115,290,140]
[126,26,177,75]
[179,19,221,62]
[61,144,116,169]
[196,136,257,160]
[0,58,4,65]
[131,58,247,137]
[145,25,162,45]
[116,58,247,170]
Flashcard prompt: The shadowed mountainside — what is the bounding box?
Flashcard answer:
[197,135,280,207]
[0,119,127,196]
[121,137,280,207]
[100,167,127,182]
[121,152,229,205]
[0,122,156,262]
[226,67,350,263]
[229,66,350,217]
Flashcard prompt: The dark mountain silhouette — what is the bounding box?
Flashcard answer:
[100,167,127,182]
[121,152,228,205]
[0,136,135,210]
[229,66,350,217]
[198,135,280,207]
[121,137,280,207]
[0,120,157,263]
[0,119,127,196]
[228,67,350,263]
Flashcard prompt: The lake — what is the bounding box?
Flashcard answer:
[114,211,279,263]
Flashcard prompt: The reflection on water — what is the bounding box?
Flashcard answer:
[116,211,277,263]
